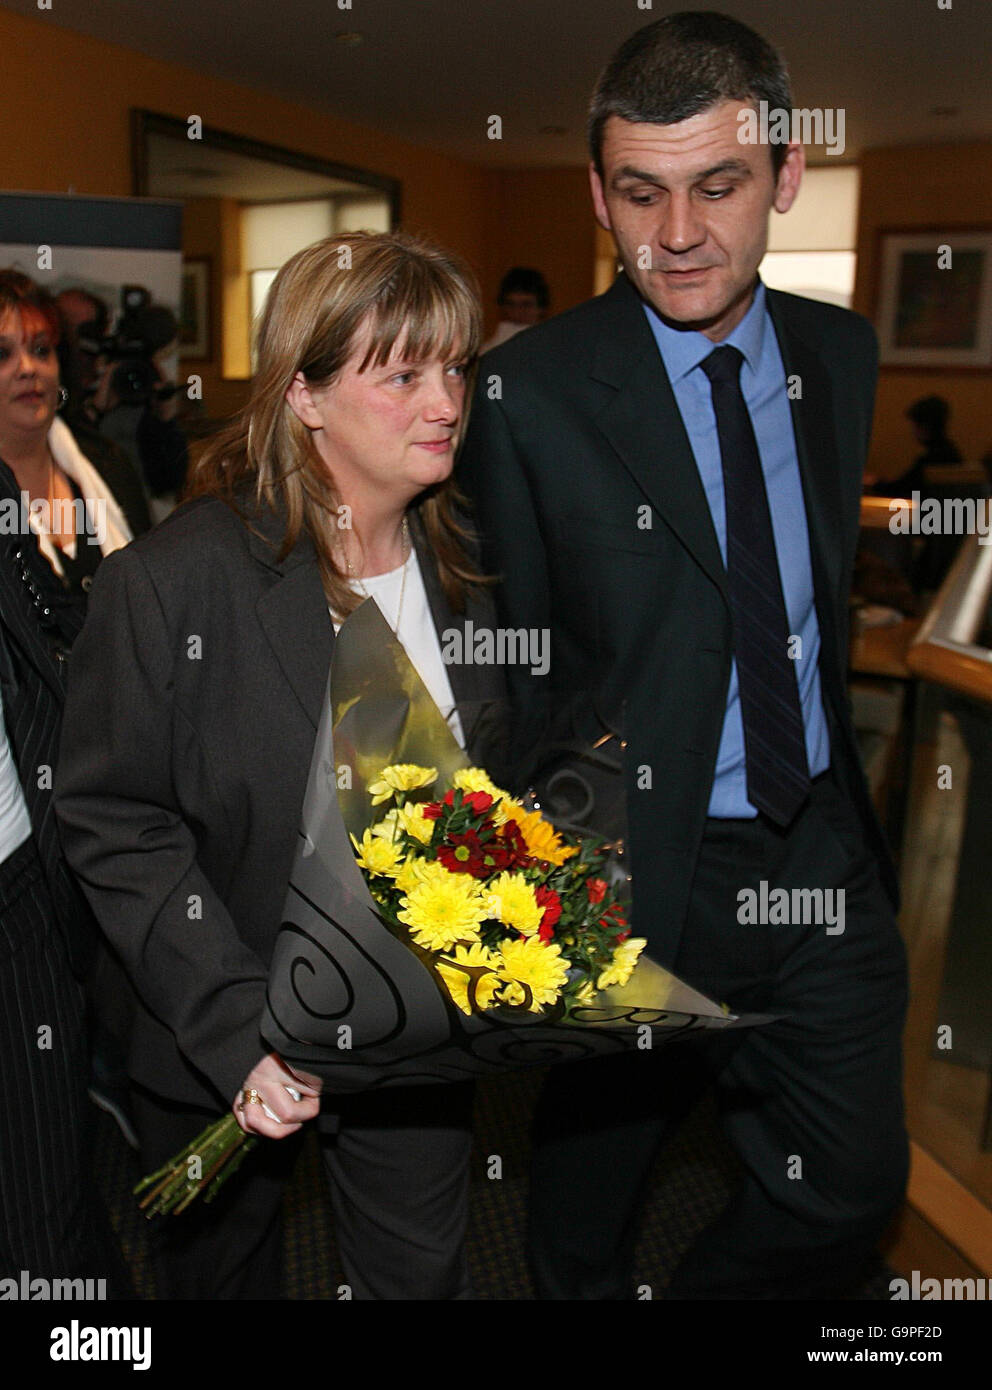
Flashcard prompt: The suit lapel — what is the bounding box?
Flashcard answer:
[0,455,79,703]
[0,567,68,702]
[590,276,729,605]
[766,292,846,667]
[248,510,335,730]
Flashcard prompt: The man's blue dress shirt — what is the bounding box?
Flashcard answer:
[643,280,830,817]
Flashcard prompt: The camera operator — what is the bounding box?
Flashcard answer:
[54,287,151,539]
[83,286,189,522]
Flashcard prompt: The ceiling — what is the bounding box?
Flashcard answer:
[5,0,989,167]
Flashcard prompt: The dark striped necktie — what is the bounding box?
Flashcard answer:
[701,344,811,826]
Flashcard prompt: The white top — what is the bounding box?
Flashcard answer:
[332,548,465,749]
[30,416,132,576]
[481,320,528,355]
[0,696,32,866]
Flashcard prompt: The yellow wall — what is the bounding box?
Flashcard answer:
[179,198,248,418]
[853,142,992,478]
[478,168,597,330]
[0,7,485,419]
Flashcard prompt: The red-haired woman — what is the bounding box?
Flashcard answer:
[0,270,129,1288]
[0,270,132,595]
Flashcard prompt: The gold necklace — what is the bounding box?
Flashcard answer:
[347,516,411,635]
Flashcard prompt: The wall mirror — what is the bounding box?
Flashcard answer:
[132,110,400,418]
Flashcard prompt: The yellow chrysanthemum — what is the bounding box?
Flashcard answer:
[393,856,447,895]
[571,979,597,1006]
[496,936,570,1012]
[485,871,543,935]
[368,763,438,805]
[499,980,527,1008]
[396,799,434,845]
[452,767,524,826]
[371,801,434,847]
[350,828,404,877]
[436,943,502,1016]
[371,809,402,842]
[512,806,578,866]
[453,766,508,802]
[398,872,487,951]
[596,937,647,990]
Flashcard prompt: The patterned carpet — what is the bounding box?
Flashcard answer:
[94,1068,892,1300]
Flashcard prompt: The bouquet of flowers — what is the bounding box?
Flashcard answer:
[135,759,645,1217]
[354,761,645,1019]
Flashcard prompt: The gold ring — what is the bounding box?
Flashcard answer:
[242,1087,263,1106]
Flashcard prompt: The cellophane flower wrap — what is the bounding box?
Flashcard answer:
[261,599,752,1087]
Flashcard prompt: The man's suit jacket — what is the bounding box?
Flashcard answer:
[55,494,507,1110]
[459,272,897,968]
[0,458,94,974]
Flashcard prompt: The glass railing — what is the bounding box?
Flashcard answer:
[852,507,992,1273]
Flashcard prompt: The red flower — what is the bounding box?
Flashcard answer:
[535,885,562,942]
[424,787,492,821]
[586,877,608,905]
[437,831,489,878]
[497,819,530,867]
[598,902,628,934]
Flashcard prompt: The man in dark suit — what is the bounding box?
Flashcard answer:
[0,455,125,1287]
[459,12,908,1300]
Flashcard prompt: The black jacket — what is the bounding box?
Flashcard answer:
[459,273,897,967]
[55,493,506,1108]
[0,457,95,974]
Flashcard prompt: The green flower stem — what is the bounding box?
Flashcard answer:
[134,1113,257,1218]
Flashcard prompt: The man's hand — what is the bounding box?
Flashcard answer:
[232,1051,321,1139]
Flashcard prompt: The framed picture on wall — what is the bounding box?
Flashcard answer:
[179,257,211,360]
[875,229,992,368]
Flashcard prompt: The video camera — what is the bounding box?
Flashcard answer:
[77,284,180,408]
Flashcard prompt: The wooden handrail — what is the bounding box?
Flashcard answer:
[906,533,992,704]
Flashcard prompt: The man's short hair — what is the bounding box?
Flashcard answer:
[497,267,550,311]
[589,11,793,177]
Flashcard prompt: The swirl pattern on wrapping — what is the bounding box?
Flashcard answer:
[267,886,412,1050]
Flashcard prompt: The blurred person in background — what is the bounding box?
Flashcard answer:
[869,394,963,497]
[54,286,151,539]
[83,288,189,522]
[0,269,129,1289]
[481,266,550,353]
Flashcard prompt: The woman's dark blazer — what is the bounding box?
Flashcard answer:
[54,494,507,1110]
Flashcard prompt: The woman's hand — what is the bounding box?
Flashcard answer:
[232,1051,322,1139]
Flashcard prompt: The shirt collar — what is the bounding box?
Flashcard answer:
[643,278,768,384]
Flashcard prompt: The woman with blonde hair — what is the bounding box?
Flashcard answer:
[55,231,506,1299]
